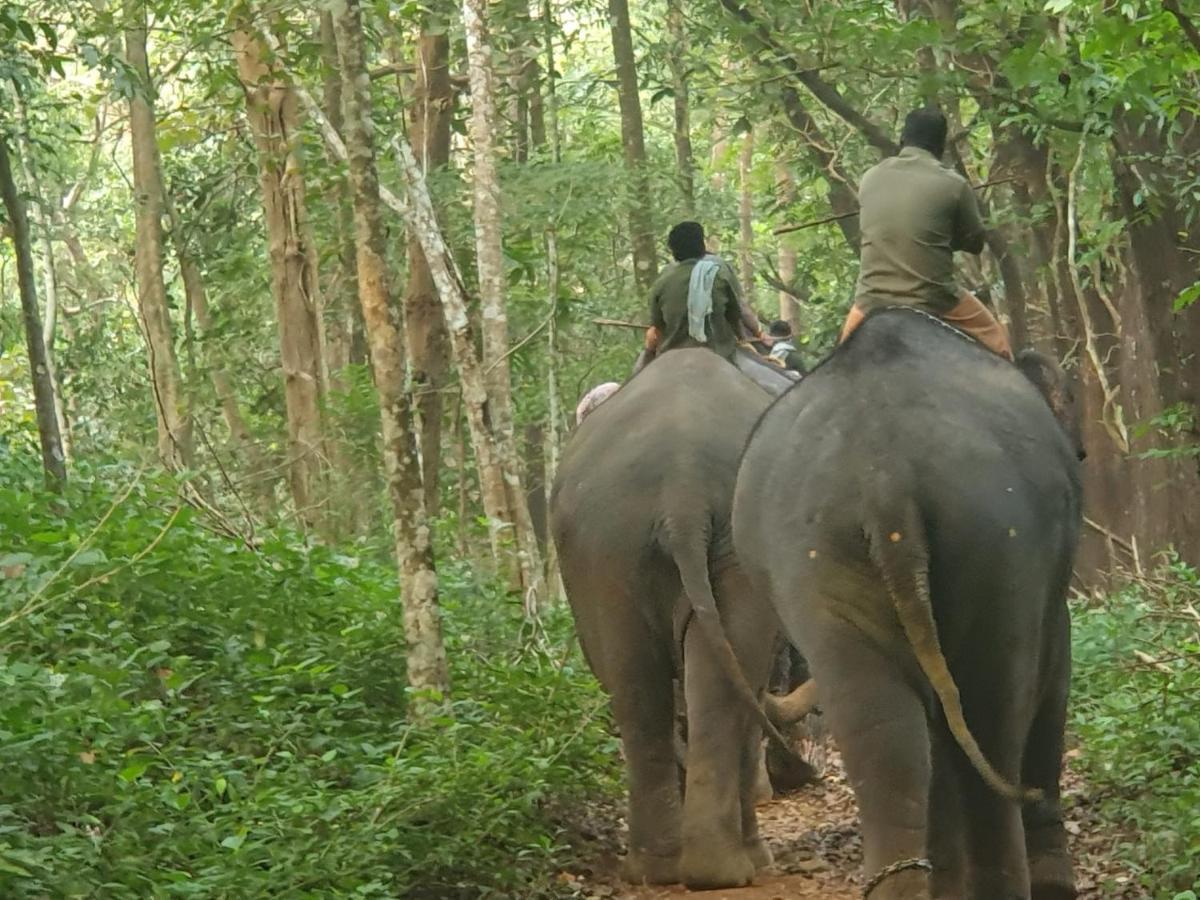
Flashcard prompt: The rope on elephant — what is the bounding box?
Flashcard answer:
[862,857,933,897]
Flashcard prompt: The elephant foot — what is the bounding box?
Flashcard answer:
[1030,850,1076,900]
[746,837,774,870]
[680,845,755,890]
[620,850,680,885]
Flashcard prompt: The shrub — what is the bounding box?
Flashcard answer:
[1070,561,1200,896]
[0,456,619,897]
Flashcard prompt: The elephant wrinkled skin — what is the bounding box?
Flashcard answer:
[550,349,785,890]
[733,309,1083,900]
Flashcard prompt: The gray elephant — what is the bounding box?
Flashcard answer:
[733,308,1083,900]
[551,348,797,889]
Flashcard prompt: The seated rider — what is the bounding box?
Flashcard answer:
[765,319,807,373]
[839,107,1013,361]
[643,221,766,365]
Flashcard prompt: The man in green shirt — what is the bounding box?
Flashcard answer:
[839,108,1012,360]
[643,221,765,364]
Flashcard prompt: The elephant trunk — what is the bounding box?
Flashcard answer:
[764,679,819,728]
[865,481,1040,805]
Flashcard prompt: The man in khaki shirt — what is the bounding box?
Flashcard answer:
[643,221,765,364]
[839,108,1012,359]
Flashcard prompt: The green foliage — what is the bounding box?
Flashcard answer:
[1070,563,1200,895]
[0,456,619,897]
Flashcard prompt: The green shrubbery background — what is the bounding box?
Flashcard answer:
[0,451,619,898]
[2,447,1199,897]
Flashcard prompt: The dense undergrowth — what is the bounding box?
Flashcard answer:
[0,451,620,898]
[1070,563,1200,897]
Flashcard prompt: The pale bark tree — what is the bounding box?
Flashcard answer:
[607,0,658,291]
[541,0,565,601]
[665,0,695,215]
[463,0,546,603]
[232,25,328,530]
[775,161,800,330]
[124,0,194,470]
[318,11,360,380]
[405,26,453,511]
[331,0,450,699]
[737,129,755,304]
[0,137,67,488]
[280,44,545,609]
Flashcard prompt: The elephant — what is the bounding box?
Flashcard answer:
[732,308,1083,900]
[550,348,800,890]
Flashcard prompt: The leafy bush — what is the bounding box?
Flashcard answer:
[1070,561,1200,896]
[0,454,619,897]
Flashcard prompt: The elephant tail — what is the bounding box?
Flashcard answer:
[864,489,1041,805]
[668,527,795,754]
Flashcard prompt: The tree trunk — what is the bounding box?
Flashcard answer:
[775,161,800,331]
[463,0,547,605]
[125,0,194,471]
[318,11,362,381]
[665,0,695,215]
[332,0,450,701]
[161,191,265,478]
[737,129,756,305]
[607,0,658,291]
[0,137,67,488]
[232,24,328,531]
[405,28,453,512]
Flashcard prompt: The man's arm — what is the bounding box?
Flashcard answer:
[952,180,987,255]
[720,261,762,338]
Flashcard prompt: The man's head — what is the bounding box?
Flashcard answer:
[668,221,706,262]
[900,107,948,159]
[768,319,793,339]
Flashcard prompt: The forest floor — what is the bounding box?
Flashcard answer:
[564,749,1149,900]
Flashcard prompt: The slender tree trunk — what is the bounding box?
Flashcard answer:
[124,0,194,471]
[233,25,328,531]
[161,192,264,472]
[0,138,67,488]
[463,0,546,605]
[318,11,361,382]
[405,28,454,512]
[540,0,565,602]
[665,0,695,215]
[608,0,658,291]
[13,93,72,460]
[737,129,756,305]
[775,161,800,331]
[333,0,450,700]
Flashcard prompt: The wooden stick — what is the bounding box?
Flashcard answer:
[592,317,650,330]
[771,177,1021,236]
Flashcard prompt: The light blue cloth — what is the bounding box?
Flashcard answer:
[686,255,722,343]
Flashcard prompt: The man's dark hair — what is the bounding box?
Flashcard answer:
[900,107,948,159]
[667,221,706,262]
[768,319,793,339]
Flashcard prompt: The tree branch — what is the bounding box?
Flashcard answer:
[719,0,899,156]
[1164,0,1200,55]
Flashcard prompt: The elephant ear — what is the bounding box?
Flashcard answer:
[1015,349,1085,460]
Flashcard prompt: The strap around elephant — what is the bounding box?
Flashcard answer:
[862,857,933,897]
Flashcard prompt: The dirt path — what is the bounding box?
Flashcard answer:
[566,750,1148,900]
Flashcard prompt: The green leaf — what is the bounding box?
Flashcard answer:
[220,833,245,851]
[119,759,151,782]
[1174,282,1200,313]
[214,776,227,797]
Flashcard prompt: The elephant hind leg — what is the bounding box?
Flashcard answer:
[803,622,932,899]
[928,727,969,899]
[678,621,757,889]
[1023,618,1076,900]
[608,626,683,884]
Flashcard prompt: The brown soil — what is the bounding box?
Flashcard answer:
[564,749,1149,900]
